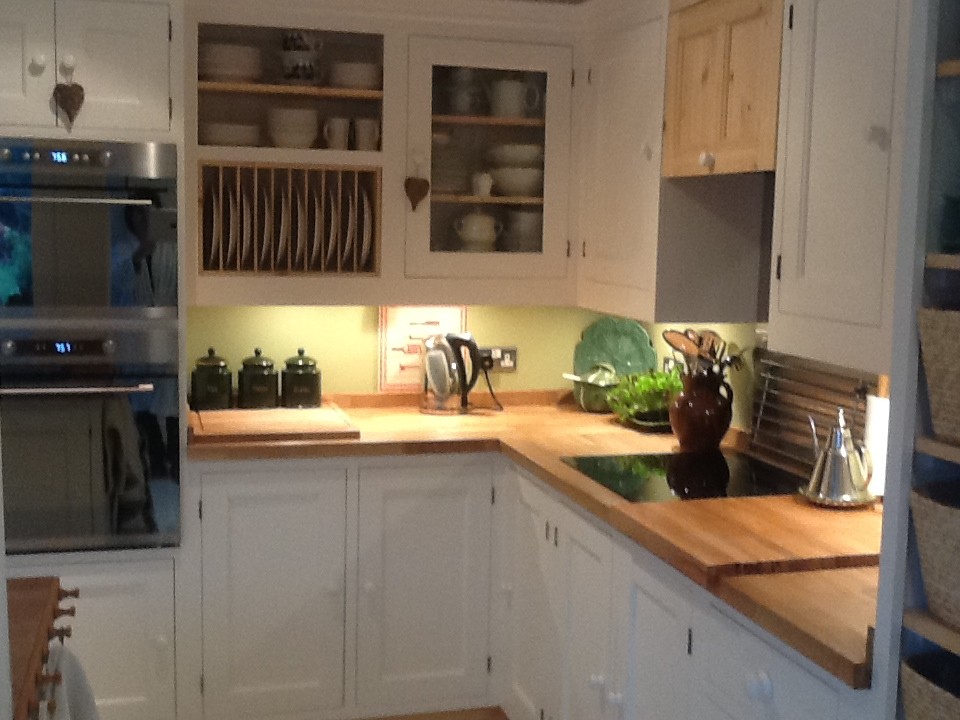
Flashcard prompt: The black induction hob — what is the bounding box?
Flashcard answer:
[561,449,806,503]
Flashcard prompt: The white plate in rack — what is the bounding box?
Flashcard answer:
[325,188,338,269]
[260,186,272,269]
[310,186,323,269]
[359,186,373,269]
[208,191,221,269]
[226,187,238,267]
[240,188,253,266]
[341,183,356,268]
[295,187,307,269]
[277,192,289,265]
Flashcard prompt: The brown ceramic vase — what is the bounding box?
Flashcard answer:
[668,372,733,452]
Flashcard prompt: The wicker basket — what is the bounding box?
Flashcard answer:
[918,309,960,444]
[911,483,960,630]
[901,652,960,720]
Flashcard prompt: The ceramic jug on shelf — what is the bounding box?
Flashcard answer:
[454,210,502,252]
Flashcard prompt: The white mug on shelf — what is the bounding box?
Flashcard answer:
[472,172,494,197]
[323,117,350,150]
[353,118,380,151]
[489,78,541,118]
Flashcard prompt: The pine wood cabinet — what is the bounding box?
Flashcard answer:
[0,0,171,131]
[661,0,783,177]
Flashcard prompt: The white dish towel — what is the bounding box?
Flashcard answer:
[42,643,101,720]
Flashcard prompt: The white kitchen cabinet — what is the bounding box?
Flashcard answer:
[7,557,176,720]
[406,36,572,281]
[688,603,839,720]
[503,468,613,720]
[611,545,693,720]
[577,4,771,323]
[356,461,493,708]
[200,467,348,720]
[0,0,171,131]
[767,0,901,374]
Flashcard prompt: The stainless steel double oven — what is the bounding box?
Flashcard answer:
[0,138,180,553]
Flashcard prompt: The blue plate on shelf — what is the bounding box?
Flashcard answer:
[573,317,657,378]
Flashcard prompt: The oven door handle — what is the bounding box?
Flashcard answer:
[0,383,155,397]
[0,195,154,206]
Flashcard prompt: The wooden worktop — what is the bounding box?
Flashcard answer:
[187,395,882,688]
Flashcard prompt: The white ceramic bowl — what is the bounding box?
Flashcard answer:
[199,44,262,80]
[487,143,544,167]
[490,167,544,196]
[329,62,382,90]
[267,107,319,130]
[199,122,260,146]
[268,128,318,149]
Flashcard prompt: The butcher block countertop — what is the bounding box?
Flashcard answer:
[187,394,882,689]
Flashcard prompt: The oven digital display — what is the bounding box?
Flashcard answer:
[21,339,103,357]
[49,151,70,164]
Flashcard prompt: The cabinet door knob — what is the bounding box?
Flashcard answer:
[31,54,48,71]
[744,670,773,701]
[58,587,80,600]
[60,54,77,73]
[698,151,716,169]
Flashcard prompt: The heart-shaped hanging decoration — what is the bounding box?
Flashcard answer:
[53,82,85,125]
[404,177,430,211]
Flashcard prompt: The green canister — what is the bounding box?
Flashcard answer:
[238,348,279,408]
[282,348,321,408]
[190,347,232,410]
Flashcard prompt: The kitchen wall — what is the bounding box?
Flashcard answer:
[186,306,757,428]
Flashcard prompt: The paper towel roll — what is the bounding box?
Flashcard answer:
[864,394,890,497]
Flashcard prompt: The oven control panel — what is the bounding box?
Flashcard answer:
[0,338,116,358]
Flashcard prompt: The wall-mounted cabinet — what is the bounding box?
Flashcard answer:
[661,0,783,177]
[405,36,572,280]
[0,0,171,131]
[766,0,901,375]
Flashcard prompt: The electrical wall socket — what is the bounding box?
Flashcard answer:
[479,346,518,373]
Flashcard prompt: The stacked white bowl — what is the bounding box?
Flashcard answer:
[329,62,382,90]
[199,43,262,82]
[267,107,319,148]
[487,143,544,197]
[199,122,260,147]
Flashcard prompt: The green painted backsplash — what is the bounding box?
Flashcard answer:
[186,307,756,429]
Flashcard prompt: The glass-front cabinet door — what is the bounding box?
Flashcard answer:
[406,37,572,279]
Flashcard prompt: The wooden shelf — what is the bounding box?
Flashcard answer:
[937,58,960,78]
[432,193,544,205]
[903,608,960,655]
[198,80,383,101]
[926,253,960,270]
[915,435,960,464]
[432,114,546,128]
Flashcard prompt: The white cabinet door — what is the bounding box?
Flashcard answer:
[406,36,572,281]
[557,503,613,720]
[580,14,665,313]
[769,0,899,372]
[612,546,692,720]
[53,0,170,130]
[9,558,175,720]
[504,468,563,720]
[688,605,839,720]
[201,468,348,720]
[0,1,55,126]
[356,463,492,707]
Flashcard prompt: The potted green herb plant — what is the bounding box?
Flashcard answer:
[606,369,683,432]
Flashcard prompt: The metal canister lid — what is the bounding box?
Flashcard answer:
[242,347,274,370]
[284,347,317,372]
[196,347,229,370]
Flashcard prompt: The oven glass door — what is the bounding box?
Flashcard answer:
[0,372,180,553]
[0,175,177,312]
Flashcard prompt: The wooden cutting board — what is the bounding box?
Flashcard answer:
[188,404,360,443]
[606,495,883,586]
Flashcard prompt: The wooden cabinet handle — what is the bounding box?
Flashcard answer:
[56,605,76,619]
[37,671,62,686]
[49,626,72,643]
[59,587,80,600]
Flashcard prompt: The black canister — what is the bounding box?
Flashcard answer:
[282,348,322,408]
[238,348,279,408]
[191,347,232,410]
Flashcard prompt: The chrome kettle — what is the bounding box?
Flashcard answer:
[802,408,876,507]
[421,332,481,414]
